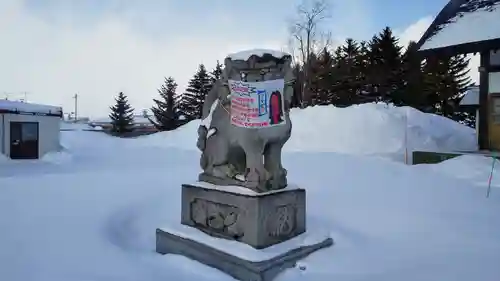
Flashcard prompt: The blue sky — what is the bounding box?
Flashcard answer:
[0,0,451,117]
[373,0,446,30]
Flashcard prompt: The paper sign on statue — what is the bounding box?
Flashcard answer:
[228,79,286,128]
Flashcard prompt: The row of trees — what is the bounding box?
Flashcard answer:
[287,0,474,126]
[108,0,475,133]
[108,27,474,134]
[108,62,223,133]
[289,27,472,124]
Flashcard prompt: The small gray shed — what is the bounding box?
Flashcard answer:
[0,100,62,159]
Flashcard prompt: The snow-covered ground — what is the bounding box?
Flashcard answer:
[1,104,499,281]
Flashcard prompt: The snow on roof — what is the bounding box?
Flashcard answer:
[0,100,62,115]
[226,49,291,61]
[419,0,500,51]
[459,86,480,105]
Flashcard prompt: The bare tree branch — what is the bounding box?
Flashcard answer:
[288,0,331,107]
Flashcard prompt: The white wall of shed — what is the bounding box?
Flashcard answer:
[0,114,4,155]
[2,114,61,158]
[476,109,479,146]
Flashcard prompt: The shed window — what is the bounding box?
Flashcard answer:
[491,50,500,66]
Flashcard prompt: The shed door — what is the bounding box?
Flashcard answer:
[10,122,39,159]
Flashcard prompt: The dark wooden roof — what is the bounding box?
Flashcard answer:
[417,0,500,56]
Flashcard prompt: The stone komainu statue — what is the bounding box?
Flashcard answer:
[196,50,295,193]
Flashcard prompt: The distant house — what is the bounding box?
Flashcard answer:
[89,114,157,131]
[0,100,62,159]
[416,0,500,151]
[459,85,481,140]
[459,85,479,108]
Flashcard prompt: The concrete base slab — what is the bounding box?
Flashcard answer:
[156,227,333,281]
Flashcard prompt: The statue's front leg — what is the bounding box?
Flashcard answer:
[264,142,287,191]
[240,139,267,192]
[200,126,231,178]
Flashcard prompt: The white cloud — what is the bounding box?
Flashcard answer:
[0,0,285,118]
[396,16,433,47]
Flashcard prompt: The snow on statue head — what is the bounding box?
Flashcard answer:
[196,49,295,193]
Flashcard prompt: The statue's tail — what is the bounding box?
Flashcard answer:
[200,152,209,170]
[200,80,224,122]
[200,99,219,128]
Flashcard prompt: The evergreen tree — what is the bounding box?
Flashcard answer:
[422,54,472,123]
[310,48,334,105]
[422,56,447,113]
[372,27,404,104]
[109,92,135,134]
[364,34,383,99]
[449,55,474,126]
[327,45,345,105]
[401,41,427,111]
[150,76,179,131]
[343,38,365,104]
[356,40,370,97]
[307,52,321,105]
[179,64,212,120]
[331,38,364,106]
[290,63,304,108]
[279,24,472,127]
[210,60,224,85]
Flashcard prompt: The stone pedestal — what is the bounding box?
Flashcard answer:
[155,182,333,281]
[181,182,306,249]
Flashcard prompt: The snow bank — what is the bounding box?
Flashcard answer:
[286,103,475,156]
[136,103,477,161]
[430,154,500,191]
[41,150,73,164]
[226,49,291,61]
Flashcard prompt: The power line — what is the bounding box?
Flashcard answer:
[2,91,30,102]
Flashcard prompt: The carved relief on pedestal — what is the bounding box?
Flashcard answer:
[265,204,296,238]
[190,198,244,239]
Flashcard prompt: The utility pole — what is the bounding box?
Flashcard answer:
[19,91,29,102]
[73,93,78,121]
